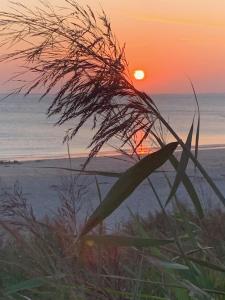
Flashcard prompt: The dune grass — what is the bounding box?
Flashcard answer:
[0,188,225,299]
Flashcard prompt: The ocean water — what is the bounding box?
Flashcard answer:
[154,93,225,146]
[0,93,224,160]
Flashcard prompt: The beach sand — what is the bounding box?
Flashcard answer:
[0,147,224,230]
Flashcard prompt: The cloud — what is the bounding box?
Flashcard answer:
[130,14,225,27]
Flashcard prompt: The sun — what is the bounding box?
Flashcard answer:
[134,70,145,80]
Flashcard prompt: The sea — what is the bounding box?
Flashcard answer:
[0,93,224,161]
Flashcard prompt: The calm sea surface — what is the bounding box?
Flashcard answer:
[0,93,224,160]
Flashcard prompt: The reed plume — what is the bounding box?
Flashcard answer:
[0,1,156,159]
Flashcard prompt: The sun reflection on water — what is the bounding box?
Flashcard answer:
[133,130,151,155]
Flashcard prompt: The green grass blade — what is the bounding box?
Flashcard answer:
[155,110,225,206]
[36,166,121,177]
[147,255,189,270]
[95,176,102,203]
[169,155,204,218]
[5,277,45,295]
[195,117,200,163]
[166,122,193,206]
[181,280,211,300]
[80,142,178,236]
[82,235,174,248]
[186,256,225,273]
[189,79,200,164]
[151,132,203,218]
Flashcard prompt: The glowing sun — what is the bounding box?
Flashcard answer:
[134,70,145,80]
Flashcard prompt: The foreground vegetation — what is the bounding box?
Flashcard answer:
[0,189,225,300]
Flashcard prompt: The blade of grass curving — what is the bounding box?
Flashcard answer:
[151,131,203,218]
[95,176,102,203]
[147,177,165,213]
[164,247,225,273]
[146,255,189,271]
[80,142,178,237]
[181,280,211,300]
[189,79,200,165]
[186,256,225,273]
[163,172,179,206]
[169,155,203,218]
[195,117,200,165]
[82,235,175,248]
[165,122,194,207]
[159,114,225,205]
[34,166,121,178]
[143,93,225,206]
[5,277,45,295]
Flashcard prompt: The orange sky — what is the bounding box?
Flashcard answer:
[1,0,225,93]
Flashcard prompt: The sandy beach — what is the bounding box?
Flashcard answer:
[0,147,224,230]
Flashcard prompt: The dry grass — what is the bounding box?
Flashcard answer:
[0,186,225,299]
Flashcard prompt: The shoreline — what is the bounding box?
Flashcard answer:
[1,143,225,163]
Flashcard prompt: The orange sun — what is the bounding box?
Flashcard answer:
[134,70,145,80]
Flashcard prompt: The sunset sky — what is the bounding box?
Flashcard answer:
[1,0,225,93]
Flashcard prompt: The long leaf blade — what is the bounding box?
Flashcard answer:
[186,256,225,273]
[82,235,175,248]
[80,142,178,236]
[6,278,44,295]
[35,166,121,177]
[189,79,200,164]
[151,132,203,218]
[169,155,204,218]
[146,255,189,270]
[166,122,194,206]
